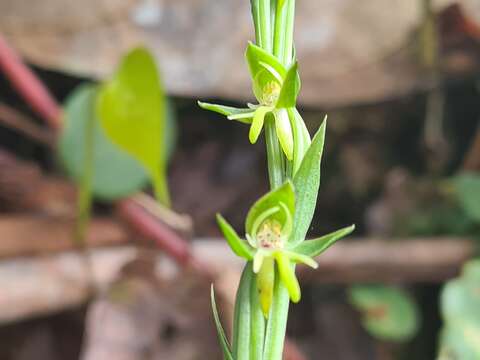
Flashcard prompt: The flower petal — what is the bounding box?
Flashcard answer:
[257,256,275,317]
[274,251,301,303]
[274,109,294,160]
[250,106,270,143]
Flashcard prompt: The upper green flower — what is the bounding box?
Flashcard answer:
[216,181,355,317]
[198,42,301,161]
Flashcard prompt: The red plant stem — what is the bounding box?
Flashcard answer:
[0,33,199,271]
[0,35,62,129]
[117,200,191,265]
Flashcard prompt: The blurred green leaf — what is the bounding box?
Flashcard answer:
[59,84,148,200]
[453,173,480,222]
[439,259,480,359]
[289,119,326,246]
[97,47,170,206]
[348,285,420,342]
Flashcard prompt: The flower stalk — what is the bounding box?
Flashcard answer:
[201,0,355,358]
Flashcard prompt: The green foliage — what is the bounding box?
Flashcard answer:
[59,84,148,200]
[438,259,480,359]
[452,173,480,222]
[348,285,420,342]
[97,47,170,206]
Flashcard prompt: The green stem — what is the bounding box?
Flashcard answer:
[75,106,95,245]
[258,0,272,52]
[272,2,287,61]
[265,115,285,189]
[283,0,295,66]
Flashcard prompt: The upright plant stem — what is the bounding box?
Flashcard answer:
[265,116,285,188]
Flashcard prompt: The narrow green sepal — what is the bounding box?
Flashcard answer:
[198,101,253,124]
[284,250,318,269]
[276,62,300,109]
[211,286,234,360]
[217,214,254,260]
[250,106,270,143]
[293,224,355,257]
[274,252,301,303]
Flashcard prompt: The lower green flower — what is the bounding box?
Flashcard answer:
[216,181,355,317]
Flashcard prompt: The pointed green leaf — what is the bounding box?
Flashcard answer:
[97,47,170,206]
[59,84,149,200]
[276,62,300,109]
[292,225,355,257]
[274,108,293,160]
[275,252,300,303]
[290,118,327,245]
[348,285,420,342]
[198,101,253,124]
[217,214,254,260]
[233,264,253,360]
[245,181,295,236]
[249,106,269,143]
[211,286,234,360]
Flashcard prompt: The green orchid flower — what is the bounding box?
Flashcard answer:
[217,181,354,317]
[198,42,301,161]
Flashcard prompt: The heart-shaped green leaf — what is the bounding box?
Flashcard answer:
[292,224,355,257]
[59,84,148,200]
[349,285,420,342]
[245,181,295,236]
[276,62,300,108]
[289,118,327,245]
[217,214,254,260]
[97,47,170,206]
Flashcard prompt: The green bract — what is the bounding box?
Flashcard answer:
[97,47,171,206]
[199,43,301,161]
[217,181,354,317]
